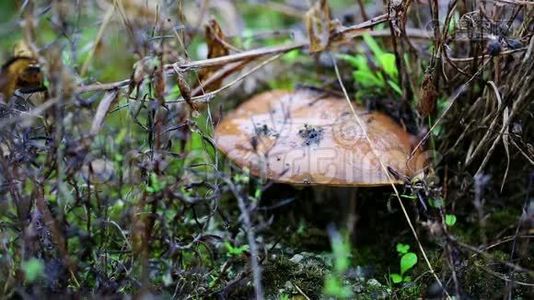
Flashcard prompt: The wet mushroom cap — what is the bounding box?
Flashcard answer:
[214,89,426,186]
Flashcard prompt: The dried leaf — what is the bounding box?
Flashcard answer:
[206,19,230,62]
[154,55,166,105]
[197,19,230,93]
[128,59,147,98]
[304,0,332,53]
[91,90,119,136]
[128,56,165,103]
[418,73,438,118]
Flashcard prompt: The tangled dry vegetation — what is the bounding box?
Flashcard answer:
[0,0,533,299]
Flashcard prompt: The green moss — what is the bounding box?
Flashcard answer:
[288,227,330,250]
[391,283,419,299]
[485,208,521,236]
[263,254,327,299]
[462,256,506,298]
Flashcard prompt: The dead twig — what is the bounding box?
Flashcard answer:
[166,54,284,104]
[222,176,263,299]
[448,47,528,63]
[293,281,312,300]
[492,0,534,5]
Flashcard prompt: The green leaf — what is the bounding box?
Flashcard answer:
[396,243,410,255]
[445,214,457,226]
[279,294,290,300]
[363,33,384,58]
[146,172,165,194]
[254,187,262,199]
[189,131,204,151]
[282,49,301,63]
[224,241,249,257]
[400,194,417,200]
[22,258,45,283]
[353,70,384,88]
[390,273,403,284]
[339,54,369,71]
[387,79,402,95]
[400,252,418,275]
[378,53,397,78]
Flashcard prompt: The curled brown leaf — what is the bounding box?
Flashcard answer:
[305,0,333,53]
[418,73,438,118]
[197,19,231,93]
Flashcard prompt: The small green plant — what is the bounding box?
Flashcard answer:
[339,33,401,98]
[278,293,290,300]
[232,168,250,185]
[445,214,457,226]
[323,228,353,298]
[390,243,418,284]
[145,172,165,194]
[224,241,249,257]
[22,258,45,283]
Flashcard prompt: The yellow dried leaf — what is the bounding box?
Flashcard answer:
[418,73,438,118]
[304,0,332,53]
[197,19,230,93]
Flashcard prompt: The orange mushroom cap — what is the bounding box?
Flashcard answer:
[214,89,427,186]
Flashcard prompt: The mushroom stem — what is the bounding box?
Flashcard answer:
[346,188,359,239]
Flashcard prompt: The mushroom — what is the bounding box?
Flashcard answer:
[214,88,426,187]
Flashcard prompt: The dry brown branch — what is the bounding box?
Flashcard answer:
[170,42,305,71]
[75,14,391,95]
[191,59,251,97]
[222,176,264,299]
[331,13,389,39]
[167,54,284,104]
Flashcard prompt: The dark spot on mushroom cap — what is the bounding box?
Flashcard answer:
[255,123,270,136]
[250,136,258,151]
[298,124,324,146]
